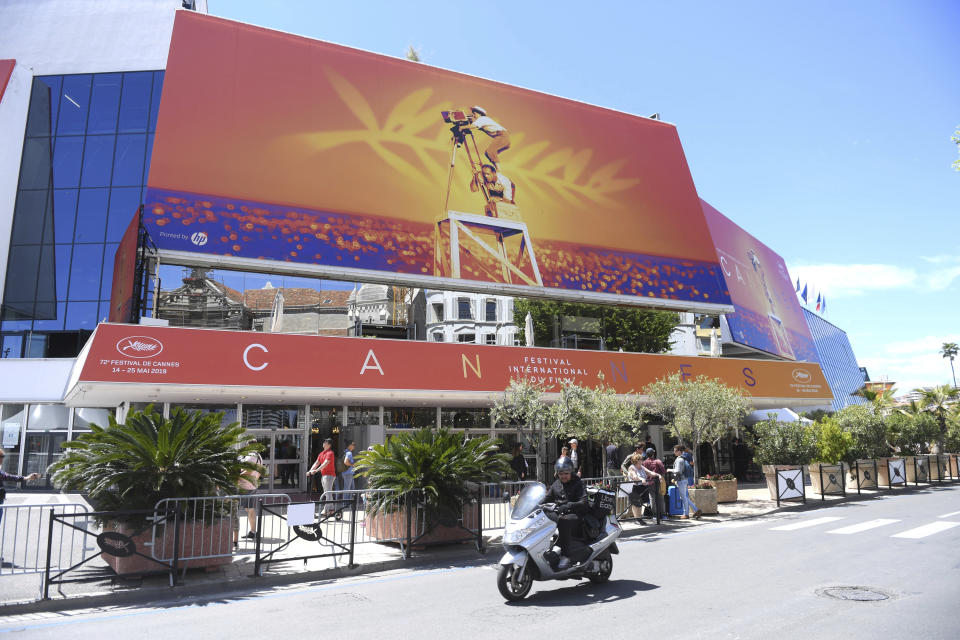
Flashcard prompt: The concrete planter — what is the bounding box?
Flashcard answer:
[688,487,718,514]
[710,479,738,503]
[845,460,880,490]
[948,454,959,479]
[904,456,931,483]
[102,518,232,575]
[761,465,806,500]
[876,457,904,486]
[807,463,846,495]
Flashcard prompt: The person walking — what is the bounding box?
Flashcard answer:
[307,438,338,516]
[604,441,619,476]
[340,440,357,494]
[625,453,649,523]
[620,443,645,477]
[0,449,41,525]
[234,447,263,544]
[568,438,582,477]
[641,448,666,518]
[672,444,701,520]
[509,443,528,481]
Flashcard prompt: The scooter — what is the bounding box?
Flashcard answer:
[497,482,620,601]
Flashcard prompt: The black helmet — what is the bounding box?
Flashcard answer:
[555,458,574,475]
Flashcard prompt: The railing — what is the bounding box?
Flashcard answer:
[0,503,92,578]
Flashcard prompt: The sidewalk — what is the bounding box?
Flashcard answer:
[0,482,897,615]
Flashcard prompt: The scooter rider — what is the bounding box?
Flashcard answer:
[545,458,589,568]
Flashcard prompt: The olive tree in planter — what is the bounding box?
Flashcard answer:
[356,428,510,547]
[492,377,547,479]
[749,417,817,499]
[831,405,890,486]
[808,416,853,495]
[47,406,262,574]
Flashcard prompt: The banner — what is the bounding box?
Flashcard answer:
[702,200,816,361]
[108,208,141,323]
[73,323,832,402]
[0,60,14,105]
[144,12,731,311]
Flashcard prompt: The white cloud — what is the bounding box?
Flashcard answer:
[856,334,959,392]
[787,263,916,297]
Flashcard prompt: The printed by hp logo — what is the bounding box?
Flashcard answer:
[191,231,208,246]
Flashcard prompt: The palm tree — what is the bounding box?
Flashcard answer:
[918,384,960,452]
[853,387,897,416]
[941,342,958,389]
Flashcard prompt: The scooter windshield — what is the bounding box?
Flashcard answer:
[511,482,547,519]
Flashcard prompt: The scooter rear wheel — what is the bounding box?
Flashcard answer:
[497,564,533,601]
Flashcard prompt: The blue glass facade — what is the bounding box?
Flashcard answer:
[1,71,162,358]
[803,308,868,412]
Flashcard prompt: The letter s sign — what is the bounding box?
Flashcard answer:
[742,367,756,387]
[243,344,269,371]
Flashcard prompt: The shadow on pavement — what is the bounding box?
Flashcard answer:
[507,578,658,607]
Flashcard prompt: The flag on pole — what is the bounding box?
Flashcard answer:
[821,296,826,314]
[801,283,808,305]
[816,293,821,311]
[795,278,800,292]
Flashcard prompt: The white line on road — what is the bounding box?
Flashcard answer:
[827,519,900,535]
[938,510,960,518]
[891,521,960,539]
[770,516,844,531]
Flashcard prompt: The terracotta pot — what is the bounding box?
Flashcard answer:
[102,518,232,575]
[688,487,718,514]
[365,502,480,548]
[807,463,846,495]
[709,479,738,503]
[761,465,806,500]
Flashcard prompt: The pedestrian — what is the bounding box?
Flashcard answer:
[509,443,528,481]
[306,438,338,516]
[642,435,656,458]
[568,438,582,477]
[625,453,649,523]
[672,444,701,520]
[0,449,41,524]
[234,446,263,544]
[341,440,357,494]
[620,443,645,477]
[604,441,619,476]
[641,448,666,518]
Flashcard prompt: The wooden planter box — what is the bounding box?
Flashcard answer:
[688,487,718,514]
[365,502,480,548]
[807,463,846,495]
[761,465,805,500]
[102,518,233,575]
[711,479,738,503]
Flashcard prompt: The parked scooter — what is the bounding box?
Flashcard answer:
[497,482,620,601]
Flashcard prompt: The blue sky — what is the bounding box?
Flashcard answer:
[208,0,960,392]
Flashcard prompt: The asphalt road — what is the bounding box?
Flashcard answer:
[2,485,958,639]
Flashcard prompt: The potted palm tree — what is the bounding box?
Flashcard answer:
[356,427,509,547]
[749,417,817,499]
[48,406,262,574]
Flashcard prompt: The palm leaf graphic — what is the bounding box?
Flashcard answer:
[383,88,437,135]
[324,68,379,130]
[563,148,593,182]
[532,148,574,176]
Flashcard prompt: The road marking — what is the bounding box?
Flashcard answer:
[827,519,900,535]
[770,516,843,531]
[938,510,960,518]
[891,521,960,539]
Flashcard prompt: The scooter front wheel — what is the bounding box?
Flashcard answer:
[588,553,613,583]
[497,564,533,601]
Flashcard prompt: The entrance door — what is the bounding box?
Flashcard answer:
[247,431,305,492]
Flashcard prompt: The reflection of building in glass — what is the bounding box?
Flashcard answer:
[797,308,868,413]
[424,290,516,346]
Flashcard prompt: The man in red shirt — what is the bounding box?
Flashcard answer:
[307,438,337,515]
[641,449,666,519]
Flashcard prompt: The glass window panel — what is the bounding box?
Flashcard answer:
[117,72,152,133]
[51,136,84,189]
[42,77,63,137]
[4,245,40,309]
[97,300,111,324]
[54,244,73,295]
[26,77,56,138]
[440,407,490,430]
[53,189,78,243]
[1,335,24,359]
[11,190,50,244]
[26,404,70,431]
[64,301,98,330]
[33,301,66,331]
[106,187,141,242]
[86,73,122,134]
[242,405,301,430]
[26,333,46,358]
[68,244,104,299]
[20,137,53,190]
[34,243,57,319]
[74,188,108,242]
[486,300,497,321]
[79,135,115,188]
[148,72,164,132]
[458,298,472,320]
[56,75,92,136]
[24,433,68,485]
[0,318,33,331]
[111,134,146,186]
[383,406,436,429]
[73,407,113,430]
[100,243,119,299]
[309,406,341,432]
[144,133,155,181]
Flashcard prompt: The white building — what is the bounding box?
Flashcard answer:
[424,290,516,346]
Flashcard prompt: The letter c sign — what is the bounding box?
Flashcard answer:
[243,344,269,371]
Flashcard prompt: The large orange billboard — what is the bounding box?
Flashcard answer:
[144,12,731,312]
[702,200,816,361]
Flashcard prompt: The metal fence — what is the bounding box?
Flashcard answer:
[0,503,92,578]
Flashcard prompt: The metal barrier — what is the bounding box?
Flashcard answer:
[775,468,806,507]
[152,493,291,562]
[0,503,92,581]
[480,481,537,532]
[812,464,846,500]
[851,459,879,495]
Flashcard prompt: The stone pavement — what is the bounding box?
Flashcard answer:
[0,482,897,615]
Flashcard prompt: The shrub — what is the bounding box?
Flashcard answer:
[833,405,888,460]
[749,419,817,466]
[886,412,939,456]
[813,417,854,464]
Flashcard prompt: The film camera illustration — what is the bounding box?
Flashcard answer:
[434,108,543,287]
